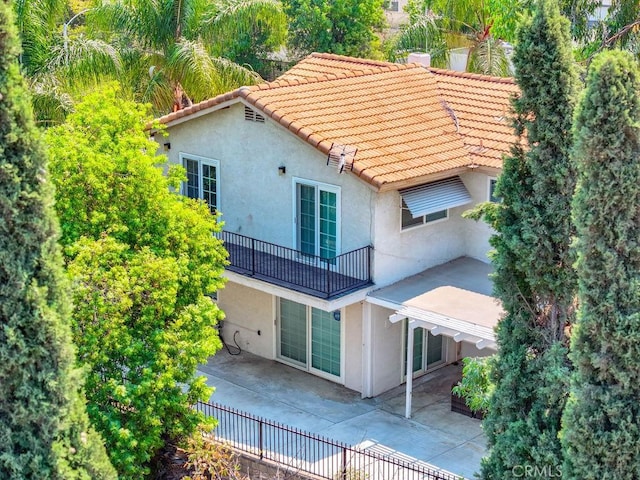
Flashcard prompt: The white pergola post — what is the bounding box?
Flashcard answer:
[405,319,415,418]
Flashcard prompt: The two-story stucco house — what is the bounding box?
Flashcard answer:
[153,53,517,416]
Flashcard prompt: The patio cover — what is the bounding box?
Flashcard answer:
[366,257,503,418]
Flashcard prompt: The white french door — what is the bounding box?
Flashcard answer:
[294,180,340,260]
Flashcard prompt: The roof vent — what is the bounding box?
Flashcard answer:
[326,143,357,174]
[244,106,265,123]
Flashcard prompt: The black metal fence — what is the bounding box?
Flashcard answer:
[217,230,373,298]
[196,401,463,480]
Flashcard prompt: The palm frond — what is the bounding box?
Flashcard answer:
[14,0,67,74]
[467,37,511,76]
[165,39,216,101]
[28,75,74,126]
[390,12,448,67]
[139,68,175,115]
[202,0,286,49]
[47,36,122,84]
[167,39,262,100]
[209,56,262,93]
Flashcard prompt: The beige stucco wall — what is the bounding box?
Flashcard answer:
[218,280,365,391]
[459,341,495,359]
[371,171,493,288]
[461,172,494,262]
[369,304,404,396]
[343,302,363,392]
[217,282,274,359]
[164,103,374,253]
[162,102,494,291]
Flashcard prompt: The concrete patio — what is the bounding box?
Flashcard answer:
[197,349,486,479]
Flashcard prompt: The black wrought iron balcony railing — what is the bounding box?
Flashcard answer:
[216,231,373,299]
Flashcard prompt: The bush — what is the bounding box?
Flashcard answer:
[452,357,494,413]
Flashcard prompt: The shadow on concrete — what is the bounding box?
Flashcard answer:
[198,349,486,479]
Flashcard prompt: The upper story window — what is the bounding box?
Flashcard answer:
[401,200,447,229]
[386,1,399,11]
[488,177,501,203]
[399,176,471,231]
[180,153,219,214]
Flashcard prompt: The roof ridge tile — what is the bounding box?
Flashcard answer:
[428,66,515,84]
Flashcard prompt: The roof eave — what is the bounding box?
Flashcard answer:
[370,165,480,192]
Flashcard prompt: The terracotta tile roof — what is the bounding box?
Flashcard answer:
[428,67,519,170]
[156,53,519,191]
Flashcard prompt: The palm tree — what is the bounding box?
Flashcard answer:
[14,0,122,125]
[390,0,515,76]
[89,0,287,114]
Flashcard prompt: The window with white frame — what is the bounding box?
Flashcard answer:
[488,177,501,203]
[401,200,448,229]
[399,177,471,231]
[181,153,219,213]
[293,179,340,259]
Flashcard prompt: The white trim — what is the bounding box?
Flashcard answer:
[162,98,238,128]
[405,320,415,418]
[400,207,449,231]
[396,304,496,345]
[179,152,221,212]
[367,295,403,311]
[223,271,371,311]
[291,177,341,257]
[271,295,278,360]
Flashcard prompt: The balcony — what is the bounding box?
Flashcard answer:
[217,231,373,299]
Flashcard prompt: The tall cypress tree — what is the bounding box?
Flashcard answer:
[480,0,578,477]
[0,1,115,478]
[561,50,640,480]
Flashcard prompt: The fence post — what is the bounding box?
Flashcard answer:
[251,237,256,275]
[258,419,264,460]
[341,446,347,480]
[326,258,331,297]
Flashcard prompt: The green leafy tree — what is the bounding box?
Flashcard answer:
[46,85,226,478]
[478,1,579,477]
[452,357,494,413]
[0,2,115,478]
[283,0,387,59]
[561,50,640,480]
[574,0,640,61]
[210,0,289,79]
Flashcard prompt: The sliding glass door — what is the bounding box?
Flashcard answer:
[404,324,446,378]
[278,298,342,380]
